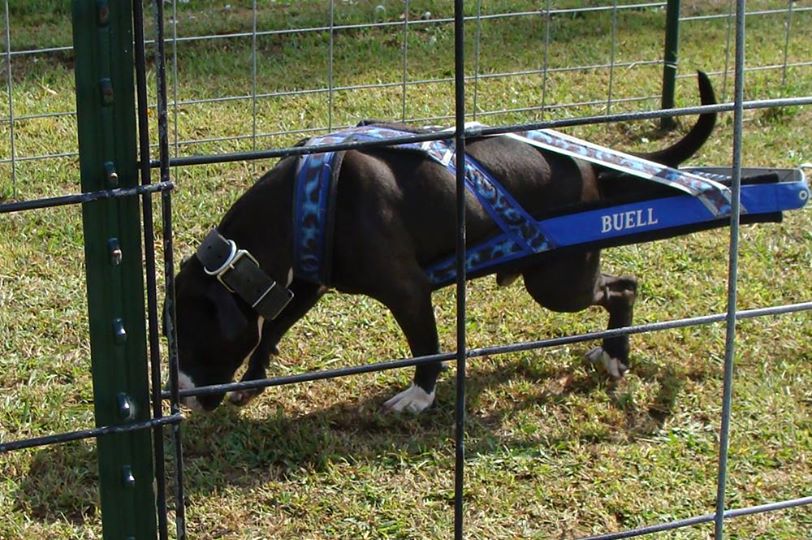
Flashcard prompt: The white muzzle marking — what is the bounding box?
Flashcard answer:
[177,371,203,411]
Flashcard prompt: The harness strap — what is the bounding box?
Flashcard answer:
[197,229,293,320]
[449,151,553,253]
[394,134,554,253]
[504,128,737,216]
[293,126,553,284]
[291,123,746,287]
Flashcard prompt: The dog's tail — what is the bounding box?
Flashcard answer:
[633,70,716,167]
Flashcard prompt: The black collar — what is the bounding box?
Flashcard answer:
[196,229,293,320]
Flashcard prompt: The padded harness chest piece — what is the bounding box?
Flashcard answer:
[196,229,293,320]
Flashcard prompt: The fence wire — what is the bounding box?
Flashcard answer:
[3,1,812,179]
[1,0,811,539]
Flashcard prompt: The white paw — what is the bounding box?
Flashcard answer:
[383,383,436,413]
[586,347,627,380]
[227,389,260,407]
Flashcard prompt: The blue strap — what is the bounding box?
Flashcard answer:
[507,128,736,216]
[425,177,808,287]
[292,151,336,283]
[293,126,552,283]
[450,152,553,253]
[292,125,808,288]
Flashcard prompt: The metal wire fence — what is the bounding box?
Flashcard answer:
[1,0,811,538]
[4,1,812,190]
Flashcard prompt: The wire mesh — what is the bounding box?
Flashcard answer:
[1,0,810,538]
[147,1,812,537]
[1,2,809,174]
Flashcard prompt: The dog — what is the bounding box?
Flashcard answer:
[170,72,717,413]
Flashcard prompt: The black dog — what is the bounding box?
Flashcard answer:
[171,72,717,413]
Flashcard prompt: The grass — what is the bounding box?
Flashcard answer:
[1,1,811,539]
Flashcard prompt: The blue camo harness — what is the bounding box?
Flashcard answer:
[292,124,808,288]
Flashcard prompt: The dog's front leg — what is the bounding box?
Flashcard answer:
[226,323,276,407]
[379,280,442,414]
[228,281,324,406]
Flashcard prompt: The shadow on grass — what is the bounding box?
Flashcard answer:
[12,440,99,526]
[166,352,686,493]
[13,352,685,523]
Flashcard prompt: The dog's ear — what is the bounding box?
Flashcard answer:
[206,281,249,342]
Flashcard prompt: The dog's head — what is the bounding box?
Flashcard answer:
[167,256,262,411]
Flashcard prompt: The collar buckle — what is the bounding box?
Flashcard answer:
[206,247,257,294]
[196,229,293,320]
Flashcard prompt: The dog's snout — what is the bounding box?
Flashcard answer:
[174,371,204,411]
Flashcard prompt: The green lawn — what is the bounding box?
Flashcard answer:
[1,1,810,539]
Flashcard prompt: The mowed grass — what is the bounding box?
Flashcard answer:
[1,1,811,539]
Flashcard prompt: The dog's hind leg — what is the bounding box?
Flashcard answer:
[228,281,324,406]
[585,274,638,379]
[522,253,637,379]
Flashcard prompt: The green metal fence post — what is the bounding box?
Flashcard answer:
[661,0,681,129]
[72,1,158,538]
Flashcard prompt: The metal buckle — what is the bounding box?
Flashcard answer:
[213,249,258,293]
[202,238,237,276]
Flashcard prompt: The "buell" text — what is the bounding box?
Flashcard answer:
[601,208,658,234]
